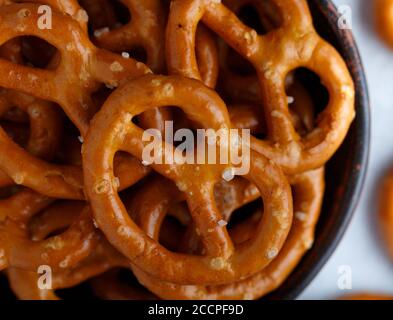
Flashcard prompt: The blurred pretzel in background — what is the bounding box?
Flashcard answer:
[375,0,393,48]
[0,0,356,300]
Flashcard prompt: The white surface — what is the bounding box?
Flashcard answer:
[300,0,393,299]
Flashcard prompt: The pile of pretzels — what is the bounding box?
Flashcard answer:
[0,0,355,300]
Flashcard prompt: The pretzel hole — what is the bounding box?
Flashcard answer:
[226,197,262,229]
[0,37,59,70]
[81,0,131,33]
[91,84,115,109]
[127,46,147,65]
[159,214,188,252]
[1,121,29,148]
[52,116,82,166]
[1,107,29,124]
[285,68,329,135]
[236,1,282,35]
[225,46,255,76]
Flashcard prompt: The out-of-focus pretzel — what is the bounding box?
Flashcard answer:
[131,89,322,297]
[166,0,355,174]
[0,90,63,189]
[0,90,62,161]
[0,8,150,199]
[0,189,99,272]
[7,196,154,300]
[83,75,292,285]
[376,0,393,48]
[218,0,280,103]
[91,270,157,300]
[379,168,393,260]
[5,198,124,299]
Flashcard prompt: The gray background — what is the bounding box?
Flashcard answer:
[300,0,393,299]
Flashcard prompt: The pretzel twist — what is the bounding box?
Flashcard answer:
[0,3,150,136]
[0,190,100,272]
[83,75,292,285]
[166,0,355,174]
[132,168,324,299]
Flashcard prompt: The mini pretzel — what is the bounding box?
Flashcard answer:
[7,204,138,300]
[0,90,62,161]
[83,74,292,285]
[0,7,151,199]
[379,168,393,260]
[0,189,99,272]
[166,0,355,174]
[0,89,64,190]
[0,3,150,136]
[133,168,324,299]
[376,0,393,48]
[339,293,393,300]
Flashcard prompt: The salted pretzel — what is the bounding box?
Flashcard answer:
[7,236,129,300]
[0,0,355,301]
[0,90,63,189]
[83,75,292,285]
[0,189,99,272]
[0,3,150,136]
[166,0,355,174]
[78,0,118,31]
[7,194,178,300]
[376,0,393,48]
[0,90,62,161]
[133,168,324,299]
[0,4,154,199]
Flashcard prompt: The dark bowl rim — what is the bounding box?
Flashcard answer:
[272,0,371,299]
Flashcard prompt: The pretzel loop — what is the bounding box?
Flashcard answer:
[83,75,292,285]
[167,0,355,174]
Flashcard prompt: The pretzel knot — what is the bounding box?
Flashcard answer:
[167,0,355,174]
[6,203,129,300]
[0,3,150,136]
[83,75,292,285]
[131,167,324,300]
[0,189,99,272]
